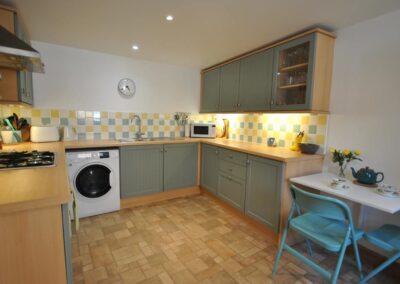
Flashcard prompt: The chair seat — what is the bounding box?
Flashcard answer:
[365,224,400,253]
[290,213,364,252]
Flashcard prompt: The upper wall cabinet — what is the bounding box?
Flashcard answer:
[0,6,34,106]
[200,28,335,113]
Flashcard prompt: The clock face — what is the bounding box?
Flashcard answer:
[118,78,136,98]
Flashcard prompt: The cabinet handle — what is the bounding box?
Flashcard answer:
[164,149,167,153]
[215,150,219,155]
[237,103,241,107]
[0,72,2,80]
[228,176,232,180]
[246,160,250,165]
[26,92,31,97]
[228,168,233,172]
[270,99,274,105]
[229,155,233,159]
[160,149,164,153]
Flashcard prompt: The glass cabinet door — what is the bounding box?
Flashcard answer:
[271,34,315,110]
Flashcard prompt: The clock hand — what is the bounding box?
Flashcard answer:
[126,86,130,91]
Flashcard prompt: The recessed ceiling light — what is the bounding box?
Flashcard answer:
[166,15,174,21]
[132,45,139,50]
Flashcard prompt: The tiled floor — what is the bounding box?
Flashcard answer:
[72,195,397,284]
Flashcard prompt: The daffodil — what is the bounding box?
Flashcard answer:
[354,150,361,156]
[343,149,350,155]
[329,147,336,153]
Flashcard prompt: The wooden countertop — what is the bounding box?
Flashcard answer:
[0,142,70,214]
[0,138,322,213]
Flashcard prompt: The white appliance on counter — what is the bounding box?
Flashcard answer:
[66,149,120,218]
[190,123,216,138]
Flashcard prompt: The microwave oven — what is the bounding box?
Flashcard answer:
[190,123,216,138]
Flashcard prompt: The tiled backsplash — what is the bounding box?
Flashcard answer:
[0,106,328,151]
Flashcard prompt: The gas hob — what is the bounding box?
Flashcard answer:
[0,150,55,169]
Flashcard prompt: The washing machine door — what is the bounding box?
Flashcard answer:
[75,164,112,198]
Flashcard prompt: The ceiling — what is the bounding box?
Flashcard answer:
[4,0,400,68]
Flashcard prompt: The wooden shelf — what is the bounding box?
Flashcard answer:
[279,83,306,89]
[280,62,308,72]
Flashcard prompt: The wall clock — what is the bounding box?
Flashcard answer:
[118,78,136,98]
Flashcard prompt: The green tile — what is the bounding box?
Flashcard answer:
[308,125,317,134]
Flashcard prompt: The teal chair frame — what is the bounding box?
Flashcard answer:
[273,185,364,283]
[360,224,400,284]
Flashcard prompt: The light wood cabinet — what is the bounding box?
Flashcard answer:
[0,6,34,106]
[200,28,335,113]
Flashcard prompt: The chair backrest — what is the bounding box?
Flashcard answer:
[290,185,353,223]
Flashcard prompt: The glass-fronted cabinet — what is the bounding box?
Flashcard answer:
[271,34,315,110]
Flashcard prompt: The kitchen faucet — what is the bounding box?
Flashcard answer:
[131,114,145,140]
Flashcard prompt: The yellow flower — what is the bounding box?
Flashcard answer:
[354,150,361,156]
[343,149,350,155]
[329,147,336,153]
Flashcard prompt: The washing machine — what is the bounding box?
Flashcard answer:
[66,149,120,218]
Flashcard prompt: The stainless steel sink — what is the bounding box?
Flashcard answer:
[118,137,185,143]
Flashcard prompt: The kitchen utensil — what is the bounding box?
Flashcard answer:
[4,118,21,142]
[290,131,304,151]
[351,167,384,185]
[299,143,319,154]
[30,126,60,142]
[1,130,21,144]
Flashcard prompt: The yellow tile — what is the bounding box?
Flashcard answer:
[154,113,159,119]
[31,109,41,118]
[262,130,268,138]
[287,115,294,124]
[252,129,257,136]
[129,125,135,131]
[51,110,60,118]
[285,132,293,141]
[301,116,310,125]
[316,134,325,145]
[69,111,76,118]
[164,114,172,120]
[101,111,108,119]
[165,125,170,131]
[142,113,148,119]
[86,125,94,132]
[101,125,108,132]
[142,125,148,131]
[153,125,159,131]
[317,115,327,125]
[115,125,123,132]
[115,112,122,119]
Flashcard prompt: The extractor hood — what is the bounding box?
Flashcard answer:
[0,25,44,73]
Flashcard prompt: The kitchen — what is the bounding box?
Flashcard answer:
[1,0,400,284]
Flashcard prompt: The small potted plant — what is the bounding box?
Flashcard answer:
[330,148,362,178]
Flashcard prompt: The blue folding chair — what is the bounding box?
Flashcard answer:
[273,185,364,283]
[360,224,400,283]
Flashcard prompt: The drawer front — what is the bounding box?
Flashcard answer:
[219,148,247,165]
[219,159,246,180]
[217,172,246,211]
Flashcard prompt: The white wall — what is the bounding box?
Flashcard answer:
[32,41,200,113]
[327,9,400,229]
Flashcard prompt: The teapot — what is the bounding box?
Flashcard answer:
[351,167,384,185]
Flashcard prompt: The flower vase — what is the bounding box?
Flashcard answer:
[338,164,347,179]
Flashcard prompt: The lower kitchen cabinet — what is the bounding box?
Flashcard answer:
[120,145,164,198]
[217,172,246,211]
[164,143,198,191]
[245,155,283,232]
[201,144,220,194]
[61,204,73,284]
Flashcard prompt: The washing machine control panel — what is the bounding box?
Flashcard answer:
[99,152,110,159]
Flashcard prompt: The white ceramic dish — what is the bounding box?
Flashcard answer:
[375,184,399,198]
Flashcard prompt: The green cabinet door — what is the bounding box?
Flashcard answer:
[201,144,219,194]
[245,155,283,232]
[120,145,163,198]
[271,34,315,111]
[164,143,198,191]
[201,68,220,112]
[217,172,246,211]
[238,49,274,111]
[219,61,240,112]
